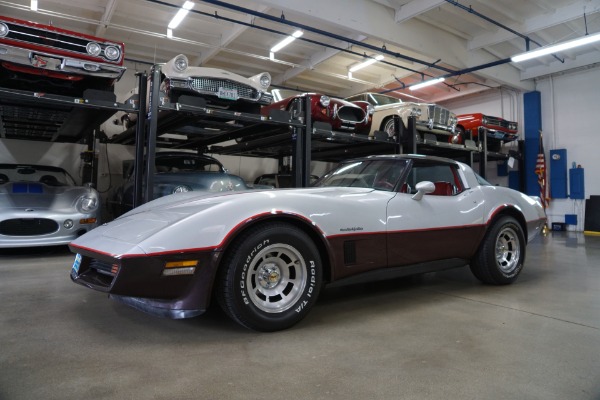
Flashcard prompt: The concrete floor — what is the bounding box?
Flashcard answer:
[1,232,599,400]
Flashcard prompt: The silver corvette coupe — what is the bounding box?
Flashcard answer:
[0,164,100,247]
[70,155,546,331]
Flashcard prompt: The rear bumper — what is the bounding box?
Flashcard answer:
[0,43,125,80]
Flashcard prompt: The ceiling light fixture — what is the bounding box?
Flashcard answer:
[270,30,303,54]
[511,31,600,62]
[409,77,445,91]
[349,54,384,73]
[31,0,38,11]
[167,29,173,39]
[168,1,194,30]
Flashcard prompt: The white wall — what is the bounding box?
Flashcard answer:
[534,66,600,231]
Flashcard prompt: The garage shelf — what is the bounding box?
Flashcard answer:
[0,86,137,143]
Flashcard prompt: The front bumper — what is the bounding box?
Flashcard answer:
[0,43,126,80]
[480,126,519,141]
[0,211,99,248]
[165,77,273,105]
[69,246,221,319]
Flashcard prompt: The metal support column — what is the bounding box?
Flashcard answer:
[133,72,148,208]
[144,66,161,204]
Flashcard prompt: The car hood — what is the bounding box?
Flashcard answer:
[0,182,93,210]
[71,187,379,258]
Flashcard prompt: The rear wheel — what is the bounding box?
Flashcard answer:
[470,216,525,285]
[217,222,322,331]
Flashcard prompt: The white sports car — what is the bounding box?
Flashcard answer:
[69,155,546,331]
[159,54,273,113]
[0,164,100,247]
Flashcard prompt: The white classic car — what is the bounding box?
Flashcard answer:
[347,92,457,139]
[69,154,546,331]
[0,164,100,247]
[159,54,273,113]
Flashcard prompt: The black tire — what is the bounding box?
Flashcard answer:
[470,216,525,285]
[217,222,322,331]
[381,116,400,138]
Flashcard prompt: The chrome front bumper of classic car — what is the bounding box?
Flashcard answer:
[0,43,126,80]
[480,127,519,141]
[165,77,273,105]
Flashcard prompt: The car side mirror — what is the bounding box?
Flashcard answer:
[411,181,435,201]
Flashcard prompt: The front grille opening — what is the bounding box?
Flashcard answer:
[0,218,59,236]
[191,78,258,100]
[337,106,365,123]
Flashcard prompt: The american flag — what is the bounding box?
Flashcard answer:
[534,130,549,209]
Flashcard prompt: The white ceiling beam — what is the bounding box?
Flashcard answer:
[253,0,533,91]
[272,34,367,85]
[95,0,118,37]
[469,0,600,51]
[394,0,446,24]
[191,6,269,66]
[520,51,600,80]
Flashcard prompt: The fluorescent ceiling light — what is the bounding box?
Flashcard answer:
[511,31,600,62]
[270,30,303,53]
[349,55,384,73]
[168,1,194,30]
[31,0,38,11]
[409,77,445,91]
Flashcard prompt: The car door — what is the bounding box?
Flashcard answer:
[386,161,486,266]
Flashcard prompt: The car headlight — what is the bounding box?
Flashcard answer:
[367,104,375,115]
[86,42,102,57]
[173,55,188,72]
[320,95,331,107]
[104,45,121,61]
[172,185,191,194]
[0,23,9,37]
[258,73,271,89]
[482,117,488,125]
[77,195,99,213]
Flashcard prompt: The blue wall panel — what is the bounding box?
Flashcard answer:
[550,149,567,198]
[523,91,542,196]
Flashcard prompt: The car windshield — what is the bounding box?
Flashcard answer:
[271,89,303,101]
[314,159,408,191]
[0,164,75,186]
[366,93,402,106]
[155,156,224,173]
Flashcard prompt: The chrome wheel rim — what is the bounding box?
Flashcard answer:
[383,119,395,137]
[246,244,307,313]
[495,226,520,273]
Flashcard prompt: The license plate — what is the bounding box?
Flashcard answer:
[30,54,61,70]
[218,87,238,100]
[72,253,82,274]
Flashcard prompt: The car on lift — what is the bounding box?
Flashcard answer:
[346,92,457,140]
[0,164,100,248]
[109,152,252,218]
[0,15,125,96]
[261,89,371,133]
[158,54,273,114]
[456,113,519,151]
[69,154,546,332]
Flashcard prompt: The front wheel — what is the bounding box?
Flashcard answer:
[382,116,402,138]
[470,216,525,285]
[217,222,322,331]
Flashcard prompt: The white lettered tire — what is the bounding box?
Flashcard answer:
[217,222,322,331]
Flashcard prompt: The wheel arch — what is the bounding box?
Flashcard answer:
[486,205,528,239]
[217,213,333,283]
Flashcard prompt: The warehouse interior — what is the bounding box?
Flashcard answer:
[1,0,600,398]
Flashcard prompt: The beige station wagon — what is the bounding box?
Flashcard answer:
[347,92,457,140]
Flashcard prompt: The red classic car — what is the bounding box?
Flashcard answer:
[456,113,518,150]
[262,89,369,133]
[0,16,125,96]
